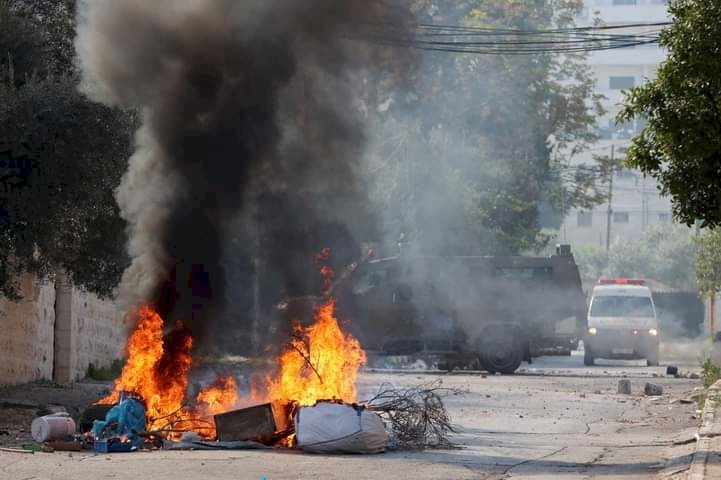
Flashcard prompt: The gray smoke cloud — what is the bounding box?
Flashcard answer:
[75,0,410,344]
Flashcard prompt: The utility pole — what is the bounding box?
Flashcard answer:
[641,175,647,231]
[712,294,717,338]
[605,145,615,252]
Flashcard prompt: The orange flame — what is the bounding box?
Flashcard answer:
[99,306,238,437]
[100,249,364,443]
[195,375,239,421]
[266,297,366,406]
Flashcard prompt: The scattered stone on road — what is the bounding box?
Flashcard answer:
[644,383,663,396]
[618,379,632,394]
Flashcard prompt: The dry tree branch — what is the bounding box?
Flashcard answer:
[289,336,324,384]
[364,380,461,449]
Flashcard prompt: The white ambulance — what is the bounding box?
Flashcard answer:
[583,278,659,366]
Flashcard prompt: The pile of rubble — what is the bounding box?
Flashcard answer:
[25,382,456,455]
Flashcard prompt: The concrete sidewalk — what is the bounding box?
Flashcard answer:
[688,380,721,479]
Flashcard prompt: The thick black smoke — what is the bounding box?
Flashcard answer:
[75,0,409,345]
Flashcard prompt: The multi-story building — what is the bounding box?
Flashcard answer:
[558,0,673,247]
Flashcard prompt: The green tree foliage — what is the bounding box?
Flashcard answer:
[694,229,721,299]
[0,1,133,298]
[368,0,605,255]
[574,224,696,291]
[617,0,721,227]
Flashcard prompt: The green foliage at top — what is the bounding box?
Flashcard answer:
[617,0,721,227]
[574,224,696,290]
[694,228,721,299]
[0,0,134,298]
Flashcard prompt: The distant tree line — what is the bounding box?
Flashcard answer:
[574,225,697,291]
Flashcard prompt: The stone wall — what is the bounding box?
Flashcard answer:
[0,274,56,385]
[0,273,124,386]
[64,285,125,383]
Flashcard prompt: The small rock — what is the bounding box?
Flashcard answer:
[689,373,700,379]
[644,383,663,396]
[580,393,586,398]
[618,379,632,395]
[594,390,602,395]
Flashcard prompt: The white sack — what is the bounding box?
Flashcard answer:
[295,402,387,454]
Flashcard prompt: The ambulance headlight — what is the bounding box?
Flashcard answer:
[588,327,598,335]
[648,328,658,336]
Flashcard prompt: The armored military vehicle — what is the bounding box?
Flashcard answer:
[335,244,587,373]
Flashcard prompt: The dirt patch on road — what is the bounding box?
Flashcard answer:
[0,381,111,446]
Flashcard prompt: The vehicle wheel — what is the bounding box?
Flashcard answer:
[646,348,660,367]
[438,356,455,372]
[466,356,483,371]
[584,349,595,366]
[481,337,523,374]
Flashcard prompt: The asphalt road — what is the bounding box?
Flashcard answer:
[0,350,706,480]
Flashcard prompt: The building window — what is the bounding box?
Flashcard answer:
[658,213,670,223]
[613,212,630,223]
[577,211,593,227]
[598,116,645,140]
[616,168,636,180]
[609,76,635,90]
[613,0,637,4]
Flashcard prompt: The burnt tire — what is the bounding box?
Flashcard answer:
[584,348,595,366]
[481,336,523,374]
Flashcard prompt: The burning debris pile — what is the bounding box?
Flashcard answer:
[76,253,412,453]
[67,253,456,454]
[95,306,240,440]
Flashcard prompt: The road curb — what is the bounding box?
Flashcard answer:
[688,379,721,480]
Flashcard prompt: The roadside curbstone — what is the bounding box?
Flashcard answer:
[688,379,721,480]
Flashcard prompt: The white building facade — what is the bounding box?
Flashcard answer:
[558,0,673,247]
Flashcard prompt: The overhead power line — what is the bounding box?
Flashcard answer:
[358,21,670,55]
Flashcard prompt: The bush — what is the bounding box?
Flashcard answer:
[85,359,124,381]
[703,358,721,389]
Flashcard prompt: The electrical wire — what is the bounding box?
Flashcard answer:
[354,21,669,55]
